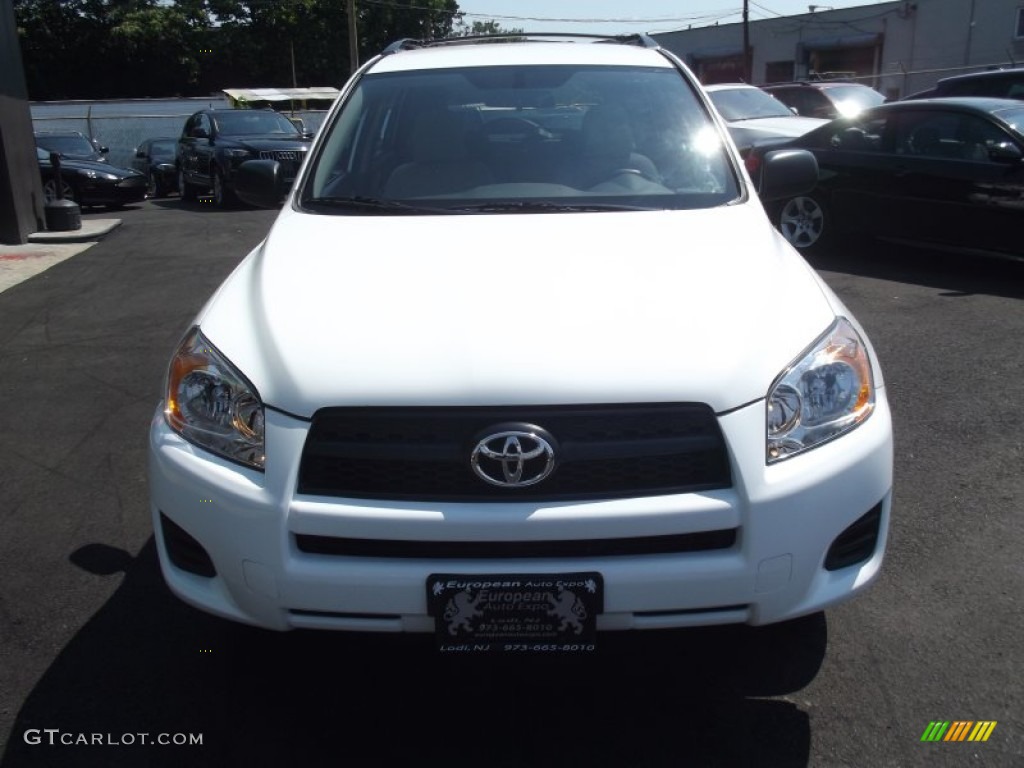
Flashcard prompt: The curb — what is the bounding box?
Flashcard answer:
[27,218,122,243]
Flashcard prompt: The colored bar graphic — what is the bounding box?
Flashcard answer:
[969,722,997,742]
[945,721,972,741]
[921,721,996,742]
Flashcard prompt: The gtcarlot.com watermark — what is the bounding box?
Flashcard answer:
[24,729,202,747]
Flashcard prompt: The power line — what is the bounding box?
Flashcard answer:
[360,0,742,28]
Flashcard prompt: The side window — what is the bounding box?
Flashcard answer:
[896,112,1001,161]
[828,116,888,152]
[806,91,835,119]
[778,89,802,115]
[182,115,196,138]
[198,114,213,137]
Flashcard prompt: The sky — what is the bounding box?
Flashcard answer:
[455,1,893,35]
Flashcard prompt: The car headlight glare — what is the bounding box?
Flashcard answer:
[164,328,265,470]
[767,318,874,463]
[225,149,252,158]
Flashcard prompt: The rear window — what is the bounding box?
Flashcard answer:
[302,64,739,214]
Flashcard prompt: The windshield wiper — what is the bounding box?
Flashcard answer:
[303,196,452,214]
[453,201,654,213]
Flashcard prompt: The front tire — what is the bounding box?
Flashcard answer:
[777,195,830,252]
[178,167,197,202]
[213,168,236,208]
[43,179,75,204]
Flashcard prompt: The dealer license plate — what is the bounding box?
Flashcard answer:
[426,572,603,653]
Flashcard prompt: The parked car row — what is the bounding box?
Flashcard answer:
[35,142,147,209]
[699,72,1024,261]
[752,97,1024,260]
[32,107,313,210]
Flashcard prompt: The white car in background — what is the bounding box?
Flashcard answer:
[705,83,829,152]
[149,34,893,652]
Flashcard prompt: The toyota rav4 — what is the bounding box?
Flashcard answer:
[149,34,893,651]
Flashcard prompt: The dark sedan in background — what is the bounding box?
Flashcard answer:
[35,130,110,163]
[903,67,1024,101]
[37,147,147,208]
[132,137,179,198]
[177,109,311,208]
[757,98,1024,259]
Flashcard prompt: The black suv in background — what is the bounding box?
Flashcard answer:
[903,67,1024,101]
[762,81,886,119]
[177,109,311,207]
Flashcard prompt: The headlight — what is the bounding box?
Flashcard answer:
[766,317,874,463]
[164,328,265,470]
[224,149,252,158]
[80,170,118,180]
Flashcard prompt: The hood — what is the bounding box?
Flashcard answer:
[728,115,828,139]
[47,157,140,177]
[197,203,837,417]
[228,137,311,152]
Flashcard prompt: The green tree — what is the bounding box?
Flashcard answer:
[15,0,464,99]
[452,18,523,37]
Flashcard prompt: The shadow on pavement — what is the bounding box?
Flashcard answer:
[3,539,825,767]
[811,238,1024,300]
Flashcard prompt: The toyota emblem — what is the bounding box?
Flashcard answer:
[470,429,556,488]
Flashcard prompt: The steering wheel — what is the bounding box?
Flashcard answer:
[480,118,546,142]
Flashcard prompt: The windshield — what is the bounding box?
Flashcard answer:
[150,140,177,159]
[993,106,1024,136]
[823,85,886,117]
[35,134,96,156]
[707,87,794,121]
[213,111,299,136]
[303,64,738,213]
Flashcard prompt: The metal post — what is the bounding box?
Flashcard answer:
[742,0,751,82]
[0,0,45,243]
[347,0,359,75]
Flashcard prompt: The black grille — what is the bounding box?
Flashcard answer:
[160,512,216,577]
[295,529,737,558]
[297,404,731,501]
[258,150,300,162]
[825,502,883,571]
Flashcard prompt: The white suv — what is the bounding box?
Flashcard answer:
[149,35,892,652]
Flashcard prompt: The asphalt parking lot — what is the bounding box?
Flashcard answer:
[0,198,1021,767]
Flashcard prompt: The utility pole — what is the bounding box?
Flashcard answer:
[742,0,751,82]
[347,0,359,75]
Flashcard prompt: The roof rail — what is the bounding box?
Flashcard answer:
[383,32,660,55]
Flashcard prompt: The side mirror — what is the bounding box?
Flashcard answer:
[100,146,109,154]
[191,127,209,139]
[135,149,147,158]
[758,149,819,201]
[235,160,286,208]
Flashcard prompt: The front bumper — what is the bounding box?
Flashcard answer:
[148,394,893,632]
[79,175,147,206]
